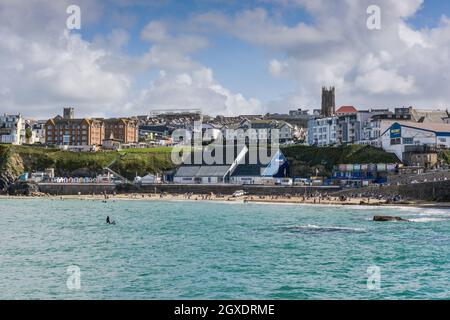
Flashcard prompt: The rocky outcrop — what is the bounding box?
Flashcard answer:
[7,181,40,196]
[373,215,410,222]
[0,146,25,193]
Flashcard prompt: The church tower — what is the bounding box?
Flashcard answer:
[321,87,335,117]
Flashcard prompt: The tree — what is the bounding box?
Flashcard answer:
[25,128,33,144]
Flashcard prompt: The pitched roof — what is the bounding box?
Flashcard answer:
[382,121,450,136]
[410,109,449,123]
[395,121,450,133]
[336,106,358,114]
[174,165,232,177]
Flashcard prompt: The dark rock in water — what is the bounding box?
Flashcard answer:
[373,215,409,222]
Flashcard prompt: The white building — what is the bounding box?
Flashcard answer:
[0,113,24,145]
[221,120,294,143]
[381,122,450,161]
[32,120,47,144]
[307,116,338,146]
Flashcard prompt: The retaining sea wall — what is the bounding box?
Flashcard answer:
[333,180,450,202]
[38,183,116,195]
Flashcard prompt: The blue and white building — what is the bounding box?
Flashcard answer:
[381,122,450,161]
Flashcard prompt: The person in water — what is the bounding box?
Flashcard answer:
[106,216,116,225]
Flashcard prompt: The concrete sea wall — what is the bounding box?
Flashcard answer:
[38,183,116,195]
[334,180,450,202]
[133,184,341,196]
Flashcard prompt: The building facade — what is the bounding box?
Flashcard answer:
[307,116,338,146]
[103,118,138,144]
[45,118,104,146]
[0,114,24,145]
[381,122,450,162]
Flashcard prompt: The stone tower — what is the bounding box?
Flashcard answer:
[63,107,74,119]
[321,87,335,117]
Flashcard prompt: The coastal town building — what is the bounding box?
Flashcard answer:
[380,122,450,163]
[45,117,104,146]
[173,145,248,184]
[103,118,138,144]
[139,125,173,142]
[173,145,290,185]
[44,109,138,147]
[336,106,360,144]
[307,116,338,146]
[219,119,294,144]
[0,113,24,145]
[230,150,290,184]
[31,120,47,144]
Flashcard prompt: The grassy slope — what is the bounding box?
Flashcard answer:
[0,144,417,181]
[281,145,399,177]
[0,144,175,180]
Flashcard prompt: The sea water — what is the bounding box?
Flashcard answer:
[0,199,449,299]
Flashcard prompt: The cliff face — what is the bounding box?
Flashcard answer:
[0,145,25,192]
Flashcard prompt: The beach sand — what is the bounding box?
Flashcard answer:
[1,192,443,207]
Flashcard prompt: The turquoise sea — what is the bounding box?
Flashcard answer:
[0,199,449,299]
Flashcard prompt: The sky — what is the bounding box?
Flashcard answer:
[1,0,450,118]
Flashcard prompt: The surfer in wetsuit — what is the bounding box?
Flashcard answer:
[106,216,116,225]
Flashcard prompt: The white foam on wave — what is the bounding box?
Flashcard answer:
[396,207,450,215]
[409,217,447,223]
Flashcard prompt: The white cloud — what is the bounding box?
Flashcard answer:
[398,23,430,48]
[193,0,450,111]
[355,68,416,94]
[269,59,289,77]
[133,67,262,116]
[1,0,449,119]
[0,0,262,118]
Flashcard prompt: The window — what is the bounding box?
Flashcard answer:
[403,137,414,144]
[439,137,447,143]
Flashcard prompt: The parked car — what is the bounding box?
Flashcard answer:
[294,178,311,186]
[232,190,246,197]
[275,178,293,186]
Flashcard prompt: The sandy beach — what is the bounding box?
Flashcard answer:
[2,192,447,208]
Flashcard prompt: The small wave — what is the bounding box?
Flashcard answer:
[409,217,447,223]
[397,207,450,215]
[284,224,366,233]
